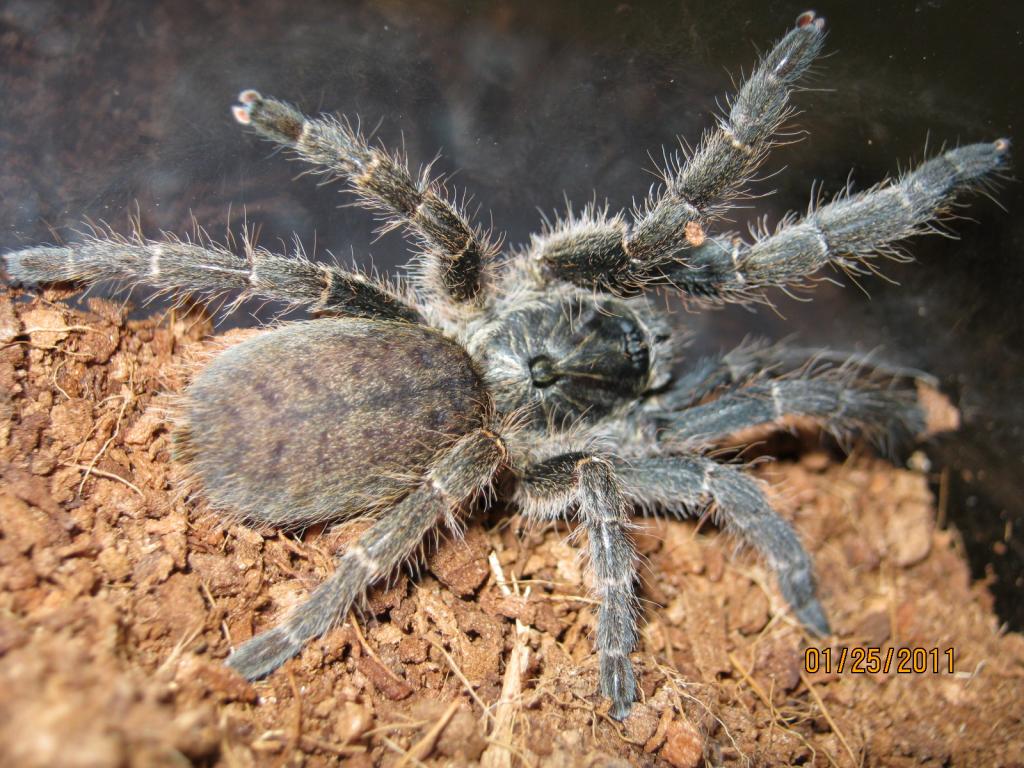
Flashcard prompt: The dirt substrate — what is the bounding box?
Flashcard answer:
[1,289,1022,768]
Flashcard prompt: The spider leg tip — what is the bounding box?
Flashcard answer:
[797,598,832,637]
[796,10,826,31]
[238,89,262,105]
[233,90,264,124]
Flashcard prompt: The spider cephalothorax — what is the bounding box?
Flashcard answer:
[3,11,1008,720]
[465,291,674,425]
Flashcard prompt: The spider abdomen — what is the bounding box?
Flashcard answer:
[175,319,487,527]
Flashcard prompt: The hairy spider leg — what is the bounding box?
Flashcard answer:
[658,377,924,451]
[227,427,506,680]
[657,341,933,411]
[516,452,640,720]
[655,141,1010,300]
[616,456,829,634]
[4,237,421,322]
[234,90,499,307]
[532,11,827,292]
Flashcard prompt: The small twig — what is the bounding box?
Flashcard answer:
[363,719,430,738]
[20,323,105,335]
[499,577,572,588]
[397,700,460,767]
[198,580,234,650]
[278,533,314,560]
[363,719,429,738]
[50,357,71,401]
[654,660,744,760]
[299,735,366,756]
[483,553,533,768]
[597,709,646,746]
[801,671,860,768]
[426,637,496,725]
[537,594,601,606]
[255,730,367,757]
[156,622,204,676]
[489,551,513,597]
[483,735,538,768]
[63,462,144,496]
[729,652,840,768]
[381,736,428,768]
[3,323,107,352]
[349,611,408,687]
[286,668,304,760]
[198,580,218,613]
[77,389,133,496]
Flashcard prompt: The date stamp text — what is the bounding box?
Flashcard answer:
[804,647,955,675]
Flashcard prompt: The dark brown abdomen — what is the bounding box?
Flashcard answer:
[176,319,486,526]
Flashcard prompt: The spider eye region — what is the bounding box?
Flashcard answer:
[527,300,654,415]
[529,355,559,387]
[470,295,665,424]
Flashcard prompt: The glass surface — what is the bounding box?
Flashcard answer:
[2,0,1021,624]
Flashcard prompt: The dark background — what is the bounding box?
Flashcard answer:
[2,0,1021,626]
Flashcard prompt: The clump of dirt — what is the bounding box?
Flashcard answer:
[1,289,1022,767]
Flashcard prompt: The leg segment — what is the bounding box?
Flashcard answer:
[234,91,498,305]
[515,453,639,720]
[628,11,826,258]
[655,377,924,450]
[227,428,505,680]
[656,140,1009,300]
[615,455,829,634]
[3,234,422,323]
[533,12,826,292]
[659,344,930,412]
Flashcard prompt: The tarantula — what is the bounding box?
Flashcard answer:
[3,11,1008,720]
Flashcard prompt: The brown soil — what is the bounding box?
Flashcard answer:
[1,289,1022,768]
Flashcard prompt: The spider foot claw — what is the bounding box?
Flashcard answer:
[794,596,831,637]
[226,626,302,681]
[778,563,831,636]
[238,89,262,105]
[232,89,304,142]
[796,10,826,31]
[232,89,263,125]
[601,653,638,721]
